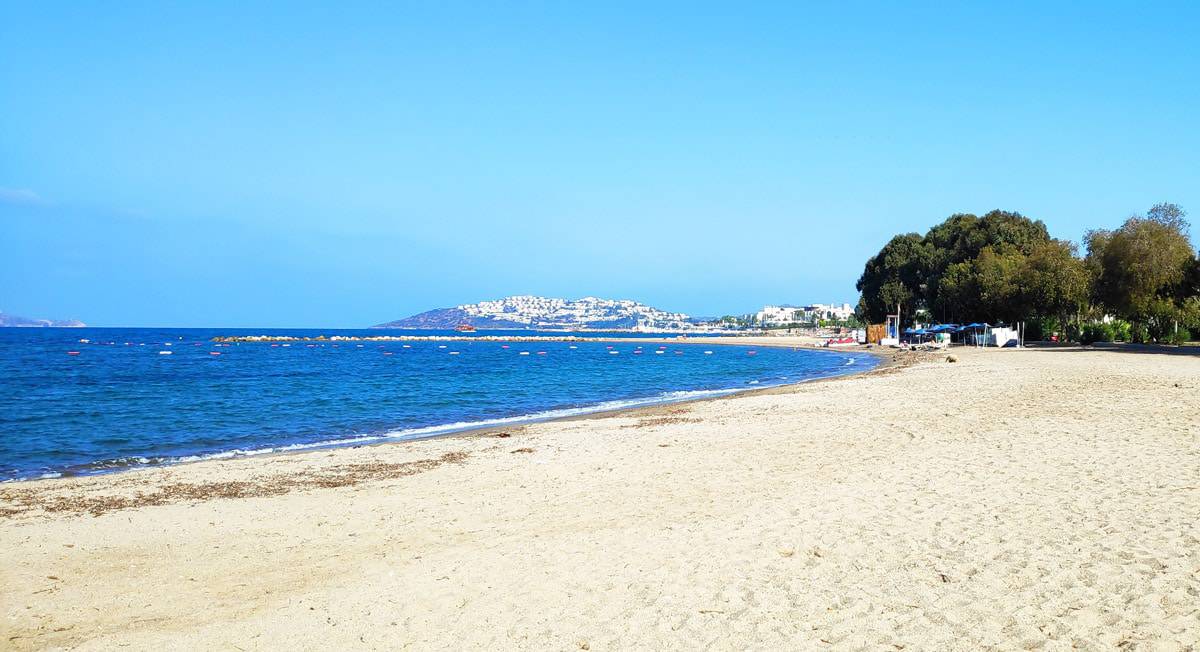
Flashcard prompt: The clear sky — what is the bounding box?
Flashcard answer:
[2,2,1198,327]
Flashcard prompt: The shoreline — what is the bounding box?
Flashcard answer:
[2,337,888,485]
[4,346,1197,648]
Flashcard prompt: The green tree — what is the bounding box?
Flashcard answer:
[854,233,928,323]
[1087,203,1195,339]
[974,246,1025,322]
[923,212,1041,319]
[856,210,1054,325]
[1018,239,1090,331]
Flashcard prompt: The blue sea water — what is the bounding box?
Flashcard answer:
[0,328,875,481]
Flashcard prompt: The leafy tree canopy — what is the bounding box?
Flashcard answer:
[857,203,1198,343]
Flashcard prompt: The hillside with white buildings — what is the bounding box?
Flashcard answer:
[374,295,696,330]
[754,303,855,326]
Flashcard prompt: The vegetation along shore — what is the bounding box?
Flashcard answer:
[856,202,1199,344]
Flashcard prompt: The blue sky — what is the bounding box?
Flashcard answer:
[2,2,1198,327]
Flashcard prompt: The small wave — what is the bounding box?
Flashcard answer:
[15,387,747,480]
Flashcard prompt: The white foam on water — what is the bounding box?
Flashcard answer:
[16,386,749,480]
[11,345,880,482]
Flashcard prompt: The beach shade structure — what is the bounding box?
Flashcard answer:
[927,324,959,344]
[960,322,991,346]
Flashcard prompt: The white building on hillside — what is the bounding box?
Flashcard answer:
[756,305,806,325]
[755,302,855,325]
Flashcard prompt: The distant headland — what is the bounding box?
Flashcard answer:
[0,312,85,328]
[373,295,699,331]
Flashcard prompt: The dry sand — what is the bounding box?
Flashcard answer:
[2,344,1198,650]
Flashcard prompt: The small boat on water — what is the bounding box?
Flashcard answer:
[455,323,477,333]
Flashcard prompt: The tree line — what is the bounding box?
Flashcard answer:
[855,203,1200,344]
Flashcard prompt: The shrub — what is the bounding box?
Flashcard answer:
[1130,322,1151,343]
[1109,319,1132,342]
[1027,316,1060,341]
[1079,320,1132,345]
[1164,327,1193,346]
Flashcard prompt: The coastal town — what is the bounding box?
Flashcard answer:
[374,295,861,333]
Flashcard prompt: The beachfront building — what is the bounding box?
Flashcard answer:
[755,302,855,326]
[755,305,806,326]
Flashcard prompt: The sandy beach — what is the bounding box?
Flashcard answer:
[2,342,1198,650]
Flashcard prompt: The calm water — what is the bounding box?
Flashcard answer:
[0,328,874,480]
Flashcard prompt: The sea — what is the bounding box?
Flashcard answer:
[0,328,875,481]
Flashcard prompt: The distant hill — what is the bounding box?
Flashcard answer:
[0,312,86,327]
[373,296,694,330]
